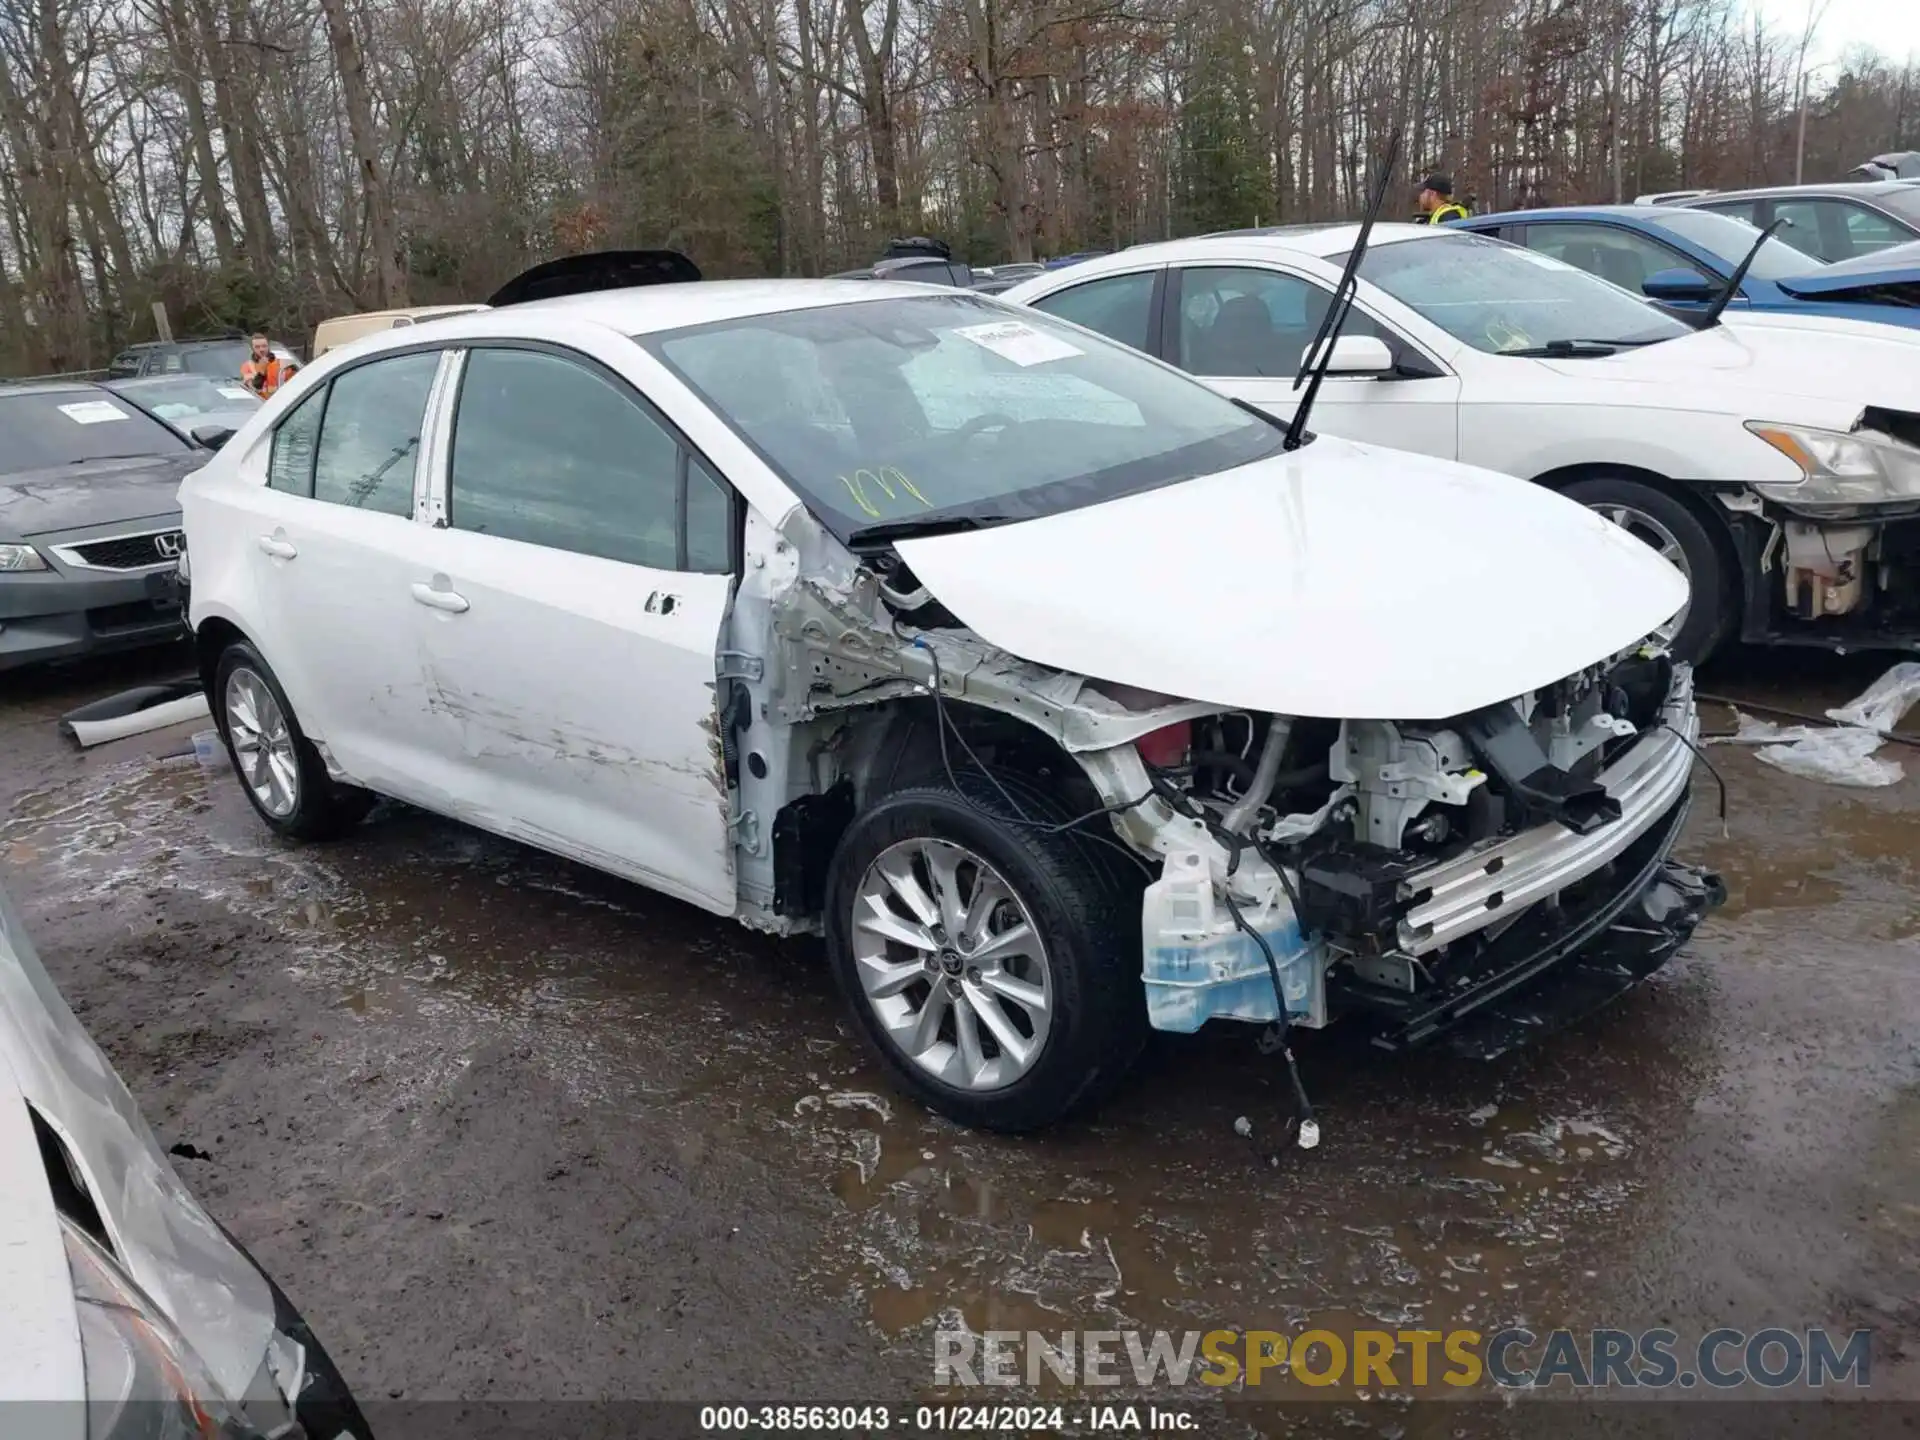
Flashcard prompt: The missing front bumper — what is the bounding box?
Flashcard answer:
[1332,795,1723,1058]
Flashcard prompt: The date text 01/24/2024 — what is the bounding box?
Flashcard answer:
[698,1405,1195,1432]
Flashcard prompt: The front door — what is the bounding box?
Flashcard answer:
[404,343,739,913]
[1167,265,1461,459]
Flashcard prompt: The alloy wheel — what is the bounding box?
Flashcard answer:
[224,668,300,819]
[850,838,1054,1092]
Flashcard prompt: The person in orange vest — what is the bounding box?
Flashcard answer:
[239,333,295,398]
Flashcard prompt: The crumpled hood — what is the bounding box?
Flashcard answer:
[0,454,197,539]
[895,436,1687,721]
[1535,320,1920,429]
[0,886,275,1401]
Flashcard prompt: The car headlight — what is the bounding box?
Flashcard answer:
[60,1214,269,1439]
[1746,420,1920,511]
[0,542,48,571]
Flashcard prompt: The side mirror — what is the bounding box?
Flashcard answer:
[1300,334,1396,377]
[191,425,236,451]
[1641,268,1717,303]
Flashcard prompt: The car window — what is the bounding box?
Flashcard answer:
[1356,231,1691,353]
[268,387,325,496]
[1836,202,1910,257]
[1523,222,1707,294]
[111,376,261,426]
[450,346,729,572]
[1173,266,1389,377]
[1028,271,1158,351]
[310,350,440,516]
[1770,200,1848,262]
[645,292,1283,540]
[1695,198,1759,225]
[182,343,250,379]
[0,390,190,468]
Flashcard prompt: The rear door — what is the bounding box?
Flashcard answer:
[240,347,449,794]
[1162,263,1460,458]
[402,342,739,913]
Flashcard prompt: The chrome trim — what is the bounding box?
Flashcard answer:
[47,527,186,573]
[1398,667,1699,957]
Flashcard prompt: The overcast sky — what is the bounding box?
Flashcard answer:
[1750,0,1920,68]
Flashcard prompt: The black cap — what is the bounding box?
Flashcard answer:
[1420,173,1454,196]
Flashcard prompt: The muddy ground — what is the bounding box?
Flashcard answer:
[2,643,1916,1438]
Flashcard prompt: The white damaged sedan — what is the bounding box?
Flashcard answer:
[179,260,1722,1131]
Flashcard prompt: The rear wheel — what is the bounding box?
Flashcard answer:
[214,642,372,841]
[1562,476,1730,665]
[824,771,1146,1132]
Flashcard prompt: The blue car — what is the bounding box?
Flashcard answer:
[1456,204,1920,330]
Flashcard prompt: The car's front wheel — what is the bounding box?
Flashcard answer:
[823,771,1147,1132]
[1562,476,1731,665]
[214,641,372,841]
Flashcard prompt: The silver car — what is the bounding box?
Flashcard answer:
[0,883,371,1438]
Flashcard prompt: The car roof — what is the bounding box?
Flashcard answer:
[1464,204,1661,223]
[0,379,106,398]
[1681,180,1920,201]
[408,277,989,341]
[1033,224,1441,275]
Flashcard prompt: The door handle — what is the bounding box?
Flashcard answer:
[256,534,297,559]
[411,580,470,614]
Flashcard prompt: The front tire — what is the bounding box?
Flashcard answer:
[1562,476,1731,665]
[214,642,372,841]
[823,771,1146,1132]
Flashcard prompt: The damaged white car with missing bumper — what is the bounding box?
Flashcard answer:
[178,258,1722,1132]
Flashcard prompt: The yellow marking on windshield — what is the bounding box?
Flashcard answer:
[840,466,932,516]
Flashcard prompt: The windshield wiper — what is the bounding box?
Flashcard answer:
[1700,217,1787,327]
[1507,340,1622,357]
[847,513,1017,548]
[70,452,167,463]
[1284,126,1402,452]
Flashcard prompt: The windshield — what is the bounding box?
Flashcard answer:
[1653,209,1818,277]
[643,293,1285,539]
[108,376,262,425]
[0,391,190,469]
[1357,232,1691,353]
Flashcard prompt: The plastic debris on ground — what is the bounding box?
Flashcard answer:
[1710,661,1920,788]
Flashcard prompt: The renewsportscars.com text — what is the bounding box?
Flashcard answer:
[934,1326,1873,1391]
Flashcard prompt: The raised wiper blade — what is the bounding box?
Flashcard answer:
[847,513,1016,547]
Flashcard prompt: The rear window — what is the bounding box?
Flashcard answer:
[181,343,251,378]
[0,391,191,469]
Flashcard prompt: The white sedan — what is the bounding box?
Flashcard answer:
[179,269,1720,1131]
[1006,226,1920,665]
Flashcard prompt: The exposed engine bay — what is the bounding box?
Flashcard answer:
[1116,647,1712,1048]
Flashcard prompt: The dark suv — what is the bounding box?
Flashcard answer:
[106,337,298,381]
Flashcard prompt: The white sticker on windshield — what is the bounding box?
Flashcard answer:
[1514,250,1579,271]
[955,320,1083,367]
[58,400,130,425]
[217,386,255,401]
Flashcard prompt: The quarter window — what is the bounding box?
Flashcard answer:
[449,346,732,572]
[1174,266,1388,378]
[1029,271,1158,352]
[311,350,440,516]
[268,388,325,496]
